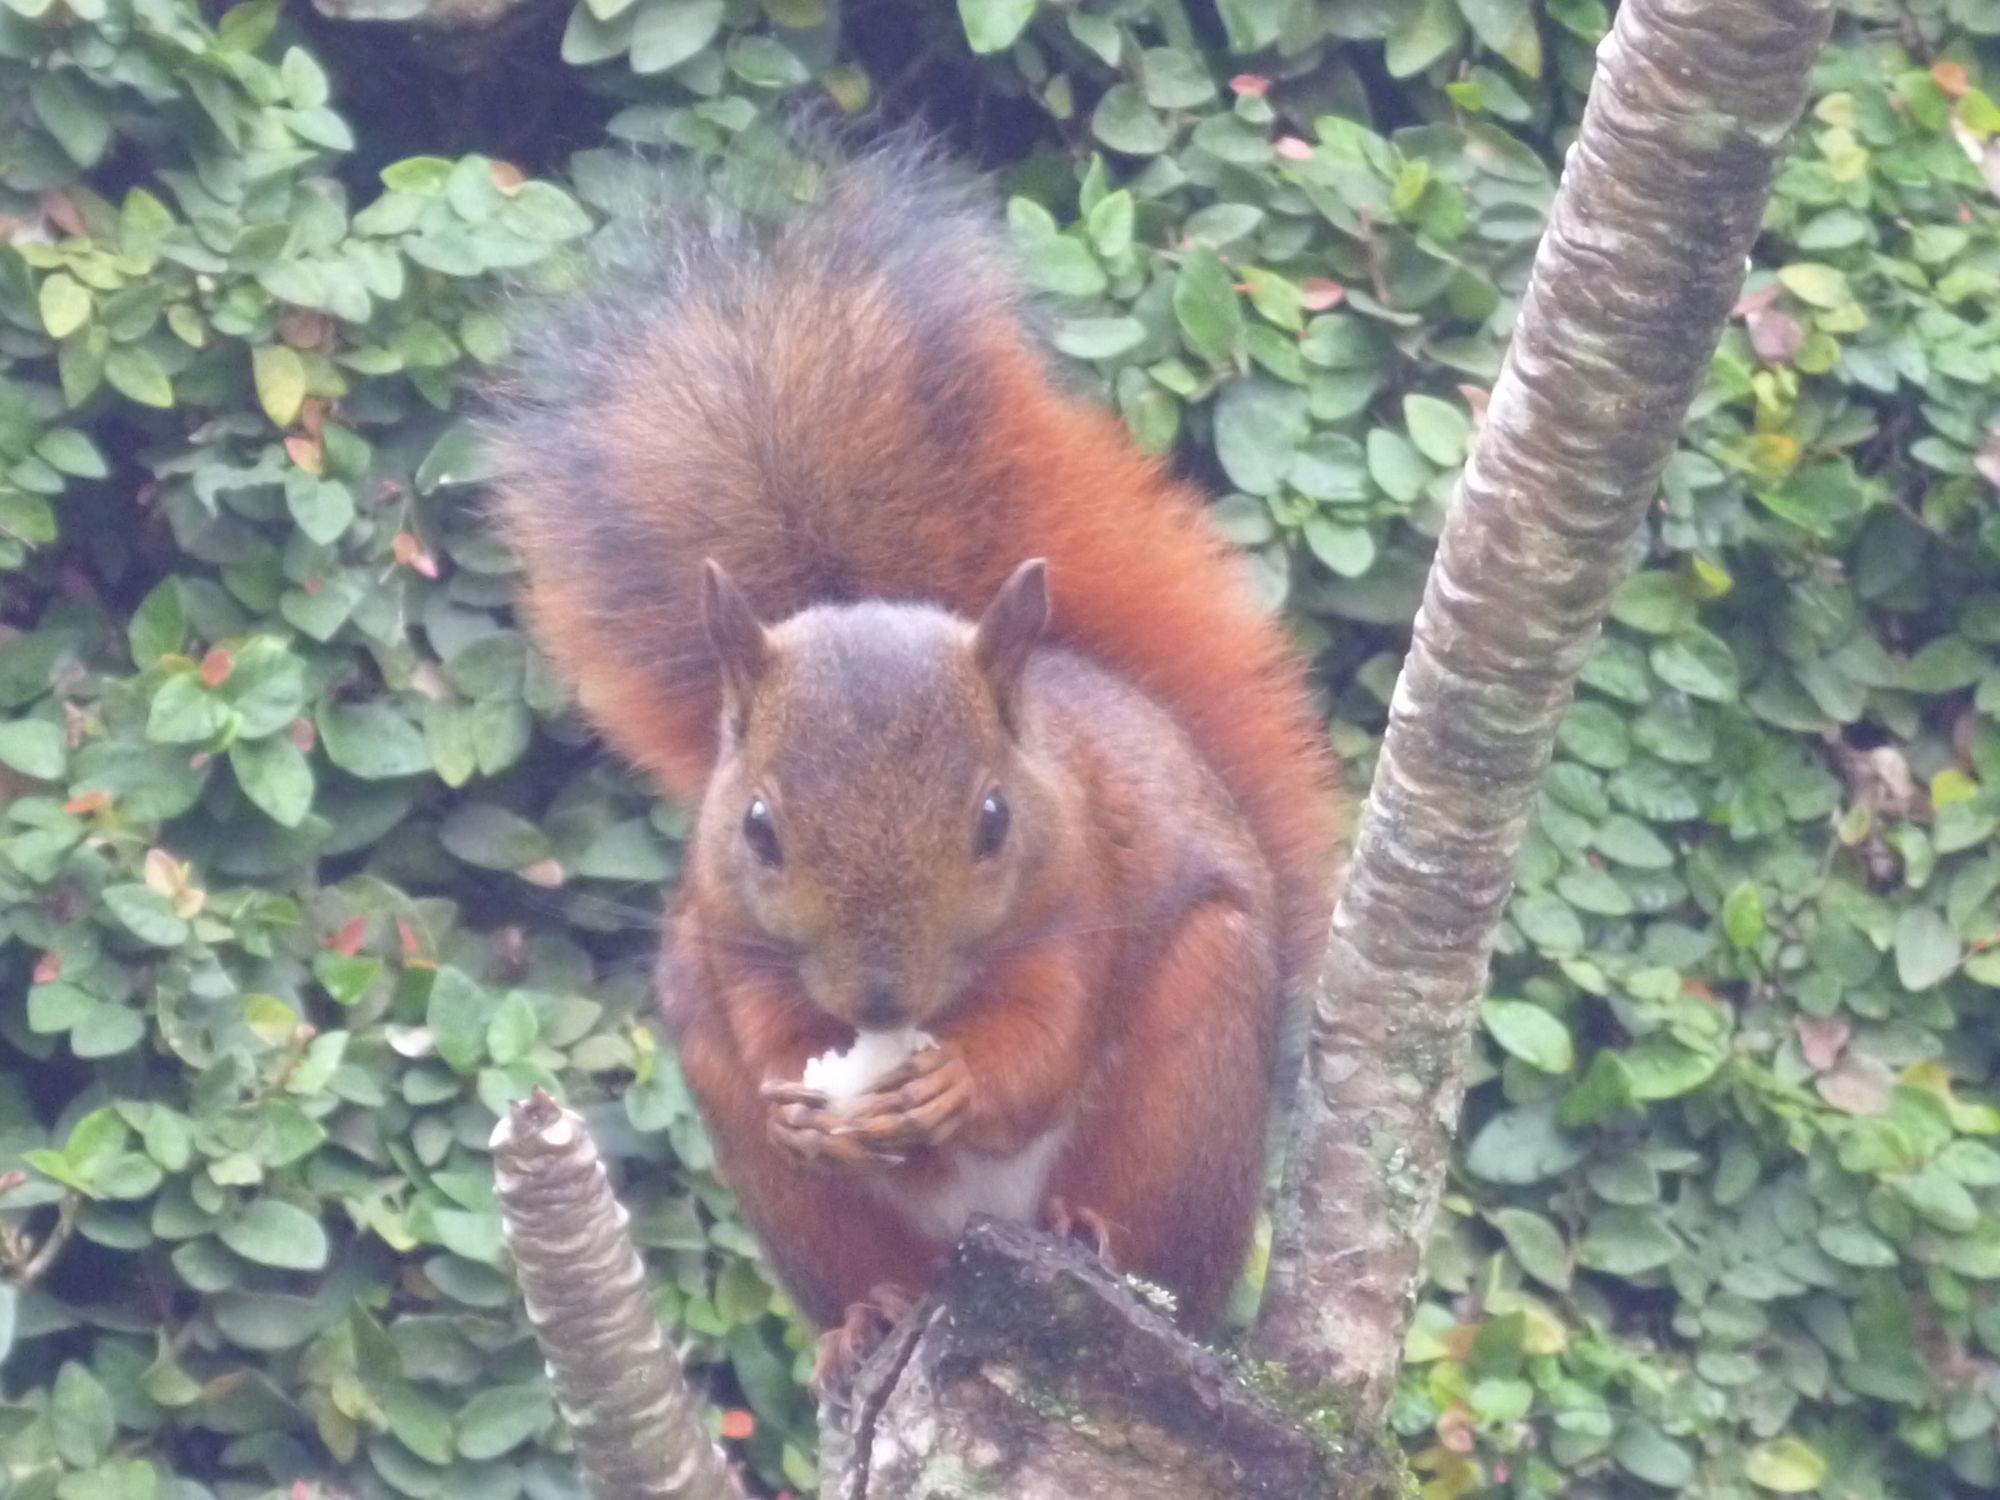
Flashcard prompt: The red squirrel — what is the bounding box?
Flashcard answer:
[482,133,1344,1385]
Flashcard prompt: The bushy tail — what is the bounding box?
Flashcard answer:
[480,132,1344,989]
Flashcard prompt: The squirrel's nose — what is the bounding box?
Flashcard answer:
[856,982,907,1029]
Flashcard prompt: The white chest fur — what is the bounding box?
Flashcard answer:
[874,1126,1071,1245]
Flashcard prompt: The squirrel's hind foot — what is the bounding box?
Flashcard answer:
[1043,1195,1119,1269]
[809,1282,921,1402]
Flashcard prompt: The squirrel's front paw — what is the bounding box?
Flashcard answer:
[839,1041,975,1154]
[760,1080,908,1173]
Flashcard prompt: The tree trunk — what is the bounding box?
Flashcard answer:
[492,1091,749,1500]
[1251,0,1836,1416]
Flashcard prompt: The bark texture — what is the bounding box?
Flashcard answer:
[819,1217,1406,1500]
[1253,0,1836,1415]
[491,1090,747,1500]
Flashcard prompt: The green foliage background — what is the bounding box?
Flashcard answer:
[2,0,1998,1496]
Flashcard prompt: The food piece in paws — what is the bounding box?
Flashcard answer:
[800,1027,936,1113]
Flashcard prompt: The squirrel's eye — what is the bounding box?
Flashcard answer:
[743,798,782,867]
[974,789,1010,861]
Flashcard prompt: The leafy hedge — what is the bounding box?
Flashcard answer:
[2,1,1997,1497]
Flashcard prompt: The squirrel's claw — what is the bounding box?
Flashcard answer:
[768,1100,908,1172]
[1044,1195,1119,1268]
[842,1043,975,1152]
[810,1283,920,1403]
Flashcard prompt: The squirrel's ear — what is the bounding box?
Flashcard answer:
[701,559,769,734]
[973,558,1050,728]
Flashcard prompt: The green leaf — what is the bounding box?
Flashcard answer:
[1139,47,1217,109]
[1894,1166,1978,1233]
[1777,262,1851,308]
[1302,518,1376,579]
[1052,317,1146,361]
[1723,881,1765,948]
[31,74,113,168]
[1492,1206,1571,1290]
[415,421,500,493]
[725,34,810,88]
[280,46,331,108]
[1174,250,1245,364]
[286,478,355,545]
[127,580,186,666]
[229,736,314,828]
[1580,1206,1679,1276]
[39,272,91,339]
[1403,393,1470,466]
[1093,83,1172,155]
[318,702,430,779]
[1367,428,1432,503]
[629,0,724,72]
[101,885,190,948]
[1611,572,1697,634]
[455,1382,554,1460]
[1213,377,1307,495]
[1651,627,1739,701]
[428,966,492,1074]
[1815,1221,1897,1268]
[49,1362,115,1467]
[105,347,174,409]
[0,719,66,780]
[219,1198,330,1270]
[147,674,229,744]
[1560,1050,1636,1127]
[252,345,307,427]
[1481,998,1574,1073]
[487,992,541,1067]
[1745,1438,1828,1493]
[958,0,1036,53]
[1465,1103,1586,1184]
[1621,1035,1719,1100]
[1386,0,1464,78]
[1614,1422,1696,1488]
[36,428,108,478]
[1894,907,1959,991]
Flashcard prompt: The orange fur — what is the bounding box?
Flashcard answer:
[483,138,1345,1341]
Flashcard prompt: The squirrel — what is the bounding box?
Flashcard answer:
[481,131,1344,1387]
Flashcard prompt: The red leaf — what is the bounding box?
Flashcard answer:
[285,434,325,475]
[1300,277,1345,311]
[34,952,61,983]
[1747,307,1805,364]
[398,918,431,966]
[1275,136,1314,161]
[289,716,316,752]
[64,789,110,816]
[1230,74,1270,97]
[199,646,233,688]
[1796,1016,1850,1072]
[1732,283,1780,319]
[719,1409,755,1440]
[491,160,527,196]
[326,917,367,956]
[1932,60,1970,98]
[393,532,440,578]
[1817,1051,1893,1115]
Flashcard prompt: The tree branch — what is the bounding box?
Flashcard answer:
[1254,0,1835,1414]
[822,1217,1406,1499]
[492,1090,748,1500]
